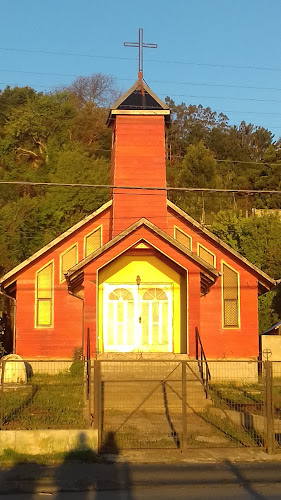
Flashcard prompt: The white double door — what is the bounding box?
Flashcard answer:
[103,284,172,352]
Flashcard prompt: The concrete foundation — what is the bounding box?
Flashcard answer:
[0,429,98,455]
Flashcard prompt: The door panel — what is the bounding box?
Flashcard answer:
[140,287,172,352]
[103,284,172,352]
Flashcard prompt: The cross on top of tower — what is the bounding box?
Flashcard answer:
[124,28,157,80]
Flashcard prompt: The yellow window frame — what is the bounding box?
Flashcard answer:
[84,225,103,258]
[59,243,78,283]
[174,226,192,251]
[221,261,240,329]
[35,259,54,329]
[197,243,216,267]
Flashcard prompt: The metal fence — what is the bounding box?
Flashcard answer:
[0,359,88,430]
[1,357,281,454]
[93,359,277,452]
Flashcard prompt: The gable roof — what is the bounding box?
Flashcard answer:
[0,200,112,287]
[110,79,169,111]
[66,217,220,294]
[167,200,276,292]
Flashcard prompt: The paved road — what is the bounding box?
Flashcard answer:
[2,486,281,500]
[1,462,281,499]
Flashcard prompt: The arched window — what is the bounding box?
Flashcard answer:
[108,288,133,301]
[142,288,168,300]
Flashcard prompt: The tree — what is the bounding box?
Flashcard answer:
[0,86,38,129]
[211,210,281,331]
[3,92,74,167]
[65,74,121,107]
[172,142,218,220]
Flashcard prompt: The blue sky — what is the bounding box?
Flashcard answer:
[2,0,281,138]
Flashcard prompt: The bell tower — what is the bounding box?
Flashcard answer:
[107,79,170,237]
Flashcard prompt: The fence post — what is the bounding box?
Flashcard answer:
[94,360,101,449]
[181,361,187,451]
[0,360,5,430]
[264,360,274,454]
[88,359,92,425]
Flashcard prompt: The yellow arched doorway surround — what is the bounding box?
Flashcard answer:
[98,255,186,353]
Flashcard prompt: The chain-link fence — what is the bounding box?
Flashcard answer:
[93,359,275,452]
[0,357,280,454]
[0,359,89,430]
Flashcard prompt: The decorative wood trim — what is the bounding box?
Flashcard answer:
[167,199,276,290]
[67,219,219,282]
[1,200,112,287]
[110,110,170,116]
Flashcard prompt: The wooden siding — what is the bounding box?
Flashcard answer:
[167,207,259,359]
[111,115,168,236]
[14,205,112,358]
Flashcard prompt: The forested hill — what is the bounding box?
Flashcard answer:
[1,75,281,331]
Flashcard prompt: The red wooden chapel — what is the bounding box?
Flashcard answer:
[0,61,276,361]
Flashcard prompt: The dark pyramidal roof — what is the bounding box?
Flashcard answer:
[111,79,169,111]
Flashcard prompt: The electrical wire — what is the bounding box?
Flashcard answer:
[0,180,281,195]
[2,46,281,73]
[3,70,281,93]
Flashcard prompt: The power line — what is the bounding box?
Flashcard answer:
[3,70,281,93]
[2,81,281,119]
[159,93,281,104]
[2,46,281,73]
[149,80,281,93]
[1,180,281,195]
[170,156,281,166]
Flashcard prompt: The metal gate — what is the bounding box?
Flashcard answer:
[92,359,275,452]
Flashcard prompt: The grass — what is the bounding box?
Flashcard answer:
[209,382,263,411]
[200,409,262,447]
[0,447,101,466]
[1,369,87,429]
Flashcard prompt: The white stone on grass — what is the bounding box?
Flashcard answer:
[1,354,27,384]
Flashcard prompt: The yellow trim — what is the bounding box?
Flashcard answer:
[174,226,192,252]
[221,260,241,329]
[84,225,103,258]
[98,256,181,353]
[59,243,78,284]
[35,259,54,329]
[197,243,216,268]
[94,237,191,354]
[111,109,170,116]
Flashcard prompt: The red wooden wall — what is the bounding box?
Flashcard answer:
[111,115,168,236]
[13,206,112,358]
[167,207,259,359]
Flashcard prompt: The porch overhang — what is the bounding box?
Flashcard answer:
[66,218,220,294]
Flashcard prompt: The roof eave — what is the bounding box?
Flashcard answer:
[67,218,220,283]
[167,200,276,291]
[0,199,112,287]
